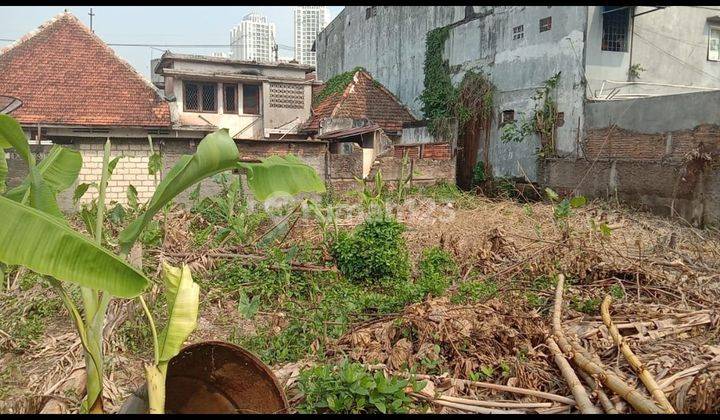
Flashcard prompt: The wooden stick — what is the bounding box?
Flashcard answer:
[407,373,575,405]
[577,368,618,414]
[436,395,553,409]
[414,395,525,414]
[601,295,676,414]
[546,336,602,413]
[552,274,664,414]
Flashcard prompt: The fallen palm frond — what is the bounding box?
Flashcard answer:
[601,295,675,413]
[551,274,664,414]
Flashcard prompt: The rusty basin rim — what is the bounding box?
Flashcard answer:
[166,340,289,414]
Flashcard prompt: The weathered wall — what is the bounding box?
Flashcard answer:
[585,6,720,98]
[6,137,329,213]
[544,91,720,225]
[368,156,456,187]
[317,6,588,181]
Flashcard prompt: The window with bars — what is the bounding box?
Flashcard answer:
[243,84,260,115]
[513,25,524,40]
[366,6,377,19]
[184,81,217,112]
[224,84,238,113]
[601,6,630,52]
[709,27,720,61]
[539,17,552,32]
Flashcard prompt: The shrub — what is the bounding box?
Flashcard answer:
[297,360,422,414]
[331,215,410,285]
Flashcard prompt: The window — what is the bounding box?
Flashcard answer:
[184,81,217,112]
[501,110,515,125]
[709,27,720,61]
[365,6,377,19]
[602,6,630,52]
[224,84,238,113]
[242,84,260,115]
[513,25,524,40]
[539,17,552,32]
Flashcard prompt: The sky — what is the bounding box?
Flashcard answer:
[0,6,344,78]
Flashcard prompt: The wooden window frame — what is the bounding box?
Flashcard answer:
[183,80,217,113]
[242,84,261,116]
[223,83,238,114]
[539,16,552,33]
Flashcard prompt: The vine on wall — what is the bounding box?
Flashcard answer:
[418,27,495,140]
[500,72,562,157]
[418,27,454,138]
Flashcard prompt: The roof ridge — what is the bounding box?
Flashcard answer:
[329,70,360,118]
[0,12,75,57]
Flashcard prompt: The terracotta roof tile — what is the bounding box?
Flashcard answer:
[303,70,417,134]
[0,13,170,128]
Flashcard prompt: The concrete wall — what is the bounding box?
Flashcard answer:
[317,6,588,181]
[544,91,720,226]
[585,6,720,98]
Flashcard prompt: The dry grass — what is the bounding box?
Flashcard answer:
[1,190,719,413]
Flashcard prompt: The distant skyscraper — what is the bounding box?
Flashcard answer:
[293,6,331,66]
[231,13,276,63]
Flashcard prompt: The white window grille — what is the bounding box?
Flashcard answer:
[709,27,720,61]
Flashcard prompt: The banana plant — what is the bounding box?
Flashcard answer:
[1,114,328,413]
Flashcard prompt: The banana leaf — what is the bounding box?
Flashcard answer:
[119,129,239,253]
[0,148,6,193]
[157,262,199,364]
[238,154,326,202]
[0,114,33,166]
[5,145,82,201]
[27,166,64,220]
[0,195,149,297]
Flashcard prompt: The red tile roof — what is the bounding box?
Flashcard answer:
[302,70,417,135]
[0,13,170,128]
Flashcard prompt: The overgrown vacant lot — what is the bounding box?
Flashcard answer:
[1,181,719,414]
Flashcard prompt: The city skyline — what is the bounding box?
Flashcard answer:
[231,12,276,62]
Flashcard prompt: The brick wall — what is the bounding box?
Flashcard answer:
[77,140,156,204]
[583,125,720,162]
[394,142,452,160]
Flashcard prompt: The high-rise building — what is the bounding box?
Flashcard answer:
[231,13,276,63]
[293,6,331,67]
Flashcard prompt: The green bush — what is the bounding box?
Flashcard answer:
[331,215,410,285]
[297,360,423,414]
[451,279,498,304]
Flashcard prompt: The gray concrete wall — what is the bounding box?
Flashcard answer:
[585,90,720,133]
[317,6,588,181]
[585,6,720,99]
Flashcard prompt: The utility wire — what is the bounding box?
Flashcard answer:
[0,38,294,50]
[633,32,720,82]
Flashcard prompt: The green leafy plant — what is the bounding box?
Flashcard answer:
[628,63,646,80]
[331,214,410,285]
[0,115,328,413]
[297,360,422,414]
[237,290,261,320]
[471,161,486,187]
[610,284,625,300]
[313,66,366,106]
[545,187,586,231]
[451,279,498,304]
[417,246,458,298]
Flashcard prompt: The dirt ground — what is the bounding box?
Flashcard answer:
[1,192,718,414]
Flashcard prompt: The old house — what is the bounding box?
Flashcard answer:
[302,69,455,190]
[0,12,172,206]
[152,52,315,140]
[317,6,720,224]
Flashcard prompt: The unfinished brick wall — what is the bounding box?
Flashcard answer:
[583,125,720,161]
[394,142,452,160]
[77,140,155,205]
